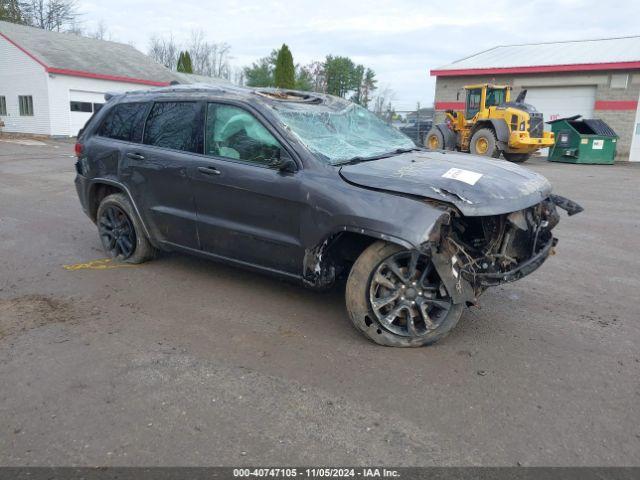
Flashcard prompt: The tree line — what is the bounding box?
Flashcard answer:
[243,45,378,109]
[1,4,396,115]
[0,0,112,38]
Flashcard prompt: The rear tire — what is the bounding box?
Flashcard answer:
[345,241,463,347]
[96,193,156,264]
[503,152,531,163]
[470,128,500,158]
[424,128,445,150]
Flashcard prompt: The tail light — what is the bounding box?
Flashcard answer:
[74,142,84,157]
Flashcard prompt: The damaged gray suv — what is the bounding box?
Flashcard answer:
[74,85,582,347]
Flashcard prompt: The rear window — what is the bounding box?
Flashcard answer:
[97,102,148,142]
[143,102,203,154]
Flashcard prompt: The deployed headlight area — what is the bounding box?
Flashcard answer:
[425,198,573,299]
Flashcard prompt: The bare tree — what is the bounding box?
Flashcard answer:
[305,61,326,93]
[186,29,232,79]
[66,19,83,35]
[187,30,210,76]
[23,0,79,31]
[373,86,396,120]
[148,34,179,71]
[89,19,109,40]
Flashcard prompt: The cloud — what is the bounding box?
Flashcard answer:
[77,0,640,110]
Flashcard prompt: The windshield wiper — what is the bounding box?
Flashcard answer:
[391,147,421,154]
[336,147,420,165]
[336,147,421,166]
[336,153,392,165]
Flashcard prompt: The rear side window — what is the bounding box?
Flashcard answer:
[97,102,148,142]
[143,102,203,153]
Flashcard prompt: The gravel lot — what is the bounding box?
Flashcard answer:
[0,138,639,466]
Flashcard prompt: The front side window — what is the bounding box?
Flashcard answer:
[97,102,148,142]
[18,95,33,116]
[205,103,282,165]
[0,96,6,116]
[143,102,203,153]
[485,88,506,107]
[272,103,414,165]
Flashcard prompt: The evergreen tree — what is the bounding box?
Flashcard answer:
[183,51,193,73]
[244,50,278,87]
[176,51,194,73]
[324,55,355,98]
[274,44,295,89]
[0,0,25,24]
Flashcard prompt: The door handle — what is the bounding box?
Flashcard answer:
[126,152,145,161]
[198,166,221,176]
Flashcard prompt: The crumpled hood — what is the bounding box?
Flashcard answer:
[339,150,553,216]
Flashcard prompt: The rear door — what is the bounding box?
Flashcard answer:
[189,102,306,274]
[122,100,204,249]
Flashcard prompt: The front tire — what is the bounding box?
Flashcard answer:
[96,193,156,264]
[470,128,500,158]
[503,152,531,163]
[345,241,463,347]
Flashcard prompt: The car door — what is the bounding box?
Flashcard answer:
[189,102,306,275]
[122,100,204,249]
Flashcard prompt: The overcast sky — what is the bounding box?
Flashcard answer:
[78,0,640,111]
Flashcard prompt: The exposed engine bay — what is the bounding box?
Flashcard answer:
[429,195,583,299]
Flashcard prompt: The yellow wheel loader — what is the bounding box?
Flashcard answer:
[425,84,555,163]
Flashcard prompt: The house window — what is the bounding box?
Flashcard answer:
[70,101,93,112]
[0,96,6,116]
[93,103,104,112]
[19,95,34,116]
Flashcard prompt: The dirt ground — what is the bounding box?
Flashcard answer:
[0,138,639,466]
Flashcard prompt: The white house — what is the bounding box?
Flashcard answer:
[0,20,179,137]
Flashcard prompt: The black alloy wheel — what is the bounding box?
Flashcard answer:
[368,250,453,338]
[98,204,137,259]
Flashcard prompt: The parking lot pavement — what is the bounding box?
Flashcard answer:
[0,138,639,467]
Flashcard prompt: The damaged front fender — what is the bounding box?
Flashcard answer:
[549,194,584,216]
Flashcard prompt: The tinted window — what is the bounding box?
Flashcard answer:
[70,101,92,112]
[97,102,148,142]
[205,103,282,165]
[143,102,203,153]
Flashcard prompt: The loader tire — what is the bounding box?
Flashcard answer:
[425,128,445,150]
[503,152,531,163]
[470,128,500,158]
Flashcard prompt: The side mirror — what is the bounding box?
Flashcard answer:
[269,149,297,173]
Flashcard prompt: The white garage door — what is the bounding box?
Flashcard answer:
[524,86,596,123]
[69,90,106,136]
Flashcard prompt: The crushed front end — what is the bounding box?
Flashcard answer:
[427,195,582,302]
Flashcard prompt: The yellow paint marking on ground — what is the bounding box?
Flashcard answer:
[63,258,138,271]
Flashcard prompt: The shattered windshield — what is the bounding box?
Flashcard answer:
[272,102,416,165]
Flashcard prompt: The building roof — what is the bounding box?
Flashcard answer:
[0,20,176,86]
[171,72,231,86]
[431,35,640,77]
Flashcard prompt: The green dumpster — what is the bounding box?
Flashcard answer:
[547,115,618,164]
